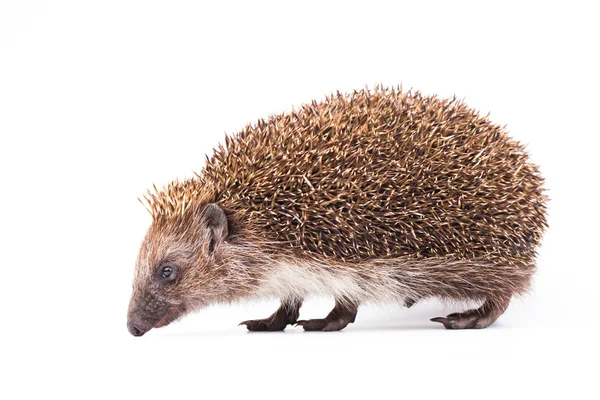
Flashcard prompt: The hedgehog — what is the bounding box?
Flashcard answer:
[126,87,547,336]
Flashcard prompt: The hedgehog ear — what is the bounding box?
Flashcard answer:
[202,203,229,256]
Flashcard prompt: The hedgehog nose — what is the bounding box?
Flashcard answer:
[127,320,146,337]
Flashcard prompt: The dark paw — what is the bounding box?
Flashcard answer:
[431,299,509,330]
[295,318,351,331]
[430,311,487,329]
[295,319,328,331]
[239,319,287,331]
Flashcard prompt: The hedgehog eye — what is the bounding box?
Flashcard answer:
[161,266,173,279]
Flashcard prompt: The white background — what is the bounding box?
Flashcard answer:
[1,1,598,399]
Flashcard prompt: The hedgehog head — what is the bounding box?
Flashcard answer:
[126,201,231,336]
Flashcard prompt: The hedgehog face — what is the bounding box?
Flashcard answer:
[127,203,229,337]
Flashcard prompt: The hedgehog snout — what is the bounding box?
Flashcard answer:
[126,291,168,337]
[127,306,155,336]
[127,319,148,337]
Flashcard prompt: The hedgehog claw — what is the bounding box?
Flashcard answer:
[430,317,448,324]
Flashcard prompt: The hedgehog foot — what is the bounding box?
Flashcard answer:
[430,297,510,329]
[296,299,358,332]
[240,300,302,331]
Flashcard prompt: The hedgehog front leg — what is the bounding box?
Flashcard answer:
[295,298,358,332]
[239,299,302,331]
[430,296,510,329]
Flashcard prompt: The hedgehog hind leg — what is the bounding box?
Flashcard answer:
[296,298,358,332]
[430,296,511,329]
[239,299,302,331]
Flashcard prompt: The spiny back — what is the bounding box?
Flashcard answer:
[153,87,547,264]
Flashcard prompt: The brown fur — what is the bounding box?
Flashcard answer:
[127,87,547,335]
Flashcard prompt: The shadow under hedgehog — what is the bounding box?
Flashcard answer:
[127,87,547,336]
